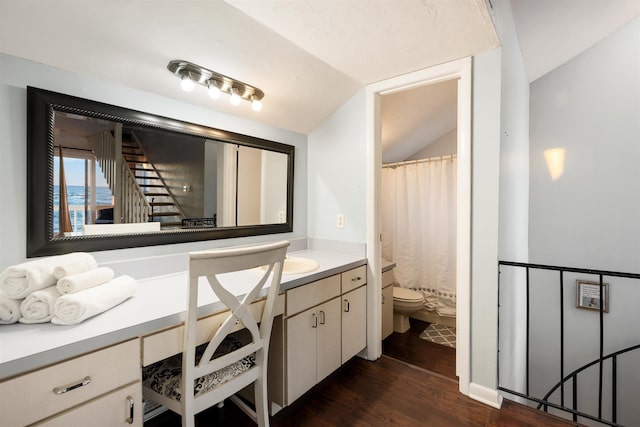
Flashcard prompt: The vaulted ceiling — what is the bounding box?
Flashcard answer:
[0,0,637,147]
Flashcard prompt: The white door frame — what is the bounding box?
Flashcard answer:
[365,57,472,395]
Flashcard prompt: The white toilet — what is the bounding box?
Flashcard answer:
[393,287,424,333]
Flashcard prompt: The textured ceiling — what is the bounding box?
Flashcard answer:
[1,0,635,147]
[226,0,499,84]
[0,0,497,134]
[510,0,639,81]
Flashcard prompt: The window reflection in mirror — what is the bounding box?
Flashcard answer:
[51,111,288,238]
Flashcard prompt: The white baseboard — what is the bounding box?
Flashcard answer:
[468,383,503,409]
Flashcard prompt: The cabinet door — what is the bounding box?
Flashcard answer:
[286,307,317,404]
[381,285,394,340]
[341,286,367,362]
[316,297,342,383]
[34,382,142,427]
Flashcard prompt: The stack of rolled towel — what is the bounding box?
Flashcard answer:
[0,252,137,325]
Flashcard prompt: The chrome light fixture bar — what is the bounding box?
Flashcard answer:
[167,60,264,111]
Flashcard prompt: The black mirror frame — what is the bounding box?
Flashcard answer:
[27,87,294,257]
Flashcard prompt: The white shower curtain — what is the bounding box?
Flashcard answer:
[381,157,457,318]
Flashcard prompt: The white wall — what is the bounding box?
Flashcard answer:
[470,47,502,391]
[493,0,530,398]
[526,18,640,424]
[529,17,640,273]
[0,53,307,270]
[307,88,367,245]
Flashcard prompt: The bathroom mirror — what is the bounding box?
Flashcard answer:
[27,87,294,257]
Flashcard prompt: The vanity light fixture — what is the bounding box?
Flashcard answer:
[180,75,195,92]
[168,60,264,111]
[207,82,221,99]
[250,95,263,112]
[229,87,242,106]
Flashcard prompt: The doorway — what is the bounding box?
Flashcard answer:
[365,57,472,395]
[380,78,458,378]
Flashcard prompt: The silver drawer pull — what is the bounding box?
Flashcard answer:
[351,276,362,282]
[344,299,350,312]
[126,395,135,424]
[53,376,92,395]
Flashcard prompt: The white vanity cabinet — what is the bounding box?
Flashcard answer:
[285,265,367,404]
[381,268,395,340]
[285,274,341,403]
[341,266,367,362]
[0,339,142,427]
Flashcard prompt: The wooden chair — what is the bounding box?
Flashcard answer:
[142,240,290,427]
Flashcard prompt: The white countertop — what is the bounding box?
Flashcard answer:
[0,250,365,380]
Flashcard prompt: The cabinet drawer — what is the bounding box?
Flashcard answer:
[382,269,395,288]
[0,339,139,427]
[341,265,367,293]
[34,382,142,427]
[286,274,340,316]
[142,294,285,366]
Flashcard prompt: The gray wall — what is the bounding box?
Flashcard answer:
[527,17,640,424]
[135,128,205,218]
[494,0,530,397]
[0,53,307,268]
[529,17,640,273]
[307,88,367,244]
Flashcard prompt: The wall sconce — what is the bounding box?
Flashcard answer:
[167,60,264,111]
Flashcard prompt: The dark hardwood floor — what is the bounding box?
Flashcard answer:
[146,319,577,426]
[382,319,456,379]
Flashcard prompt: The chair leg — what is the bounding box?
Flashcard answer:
[254,376,270,427]
[182,397,195,427]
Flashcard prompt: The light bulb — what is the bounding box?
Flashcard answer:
[180,75,194,92]
[230,88,241,106]
[251,97,262,112]
[208,82,221,99]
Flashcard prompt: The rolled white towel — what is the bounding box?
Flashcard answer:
[52,275,137,325]
[0,253,98,299]
[0,292,23,324]
[56,267,115,295]
[0,258,58,299]
[53,252,98,279]
[19,286,61,324]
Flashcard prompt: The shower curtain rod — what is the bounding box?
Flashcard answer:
[382,154,457,169]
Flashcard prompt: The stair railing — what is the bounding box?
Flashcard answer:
[128,130,186,219]
[498,261,640,426]
[119,161,151,223]
[88,131,151,224]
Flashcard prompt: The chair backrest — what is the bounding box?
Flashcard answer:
[183,240,289,401]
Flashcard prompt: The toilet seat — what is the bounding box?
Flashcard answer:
[393,287,423,302]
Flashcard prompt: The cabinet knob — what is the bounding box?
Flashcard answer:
[319,310,326,325]
[344,299,350,313]
[351,276,362,282]
[312,312,318,328]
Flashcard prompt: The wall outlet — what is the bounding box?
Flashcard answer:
[278,211,285,223]
[336,214,344,228]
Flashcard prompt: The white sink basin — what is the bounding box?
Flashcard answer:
[260,257,319,275]
[281,257,319,275]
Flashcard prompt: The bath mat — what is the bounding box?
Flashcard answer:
[420,324,456,348]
